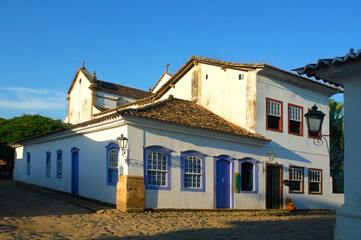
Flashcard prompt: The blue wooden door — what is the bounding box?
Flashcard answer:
[216,160,230,208]
[71,151,79,194]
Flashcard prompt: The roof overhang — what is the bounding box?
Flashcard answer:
[292,49,361,86]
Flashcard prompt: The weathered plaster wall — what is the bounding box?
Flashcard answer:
[159,63,252,131]
[68,72,93,124]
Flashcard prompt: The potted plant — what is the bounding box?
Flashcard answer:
[285,197,296,212]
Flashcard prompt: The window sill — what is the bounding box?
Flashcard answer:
[288,132,303,137]
[239,190,258,194]
[309,192,322,195]
[289,191,304,194]
[266,127,283,133]
[145,185,171,191]
[181,187,205,192]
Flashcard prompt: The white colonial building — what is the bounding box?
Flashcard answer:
[11,56,343,211]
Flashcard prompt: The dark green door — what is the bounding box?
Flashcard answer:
[266,165,282,209]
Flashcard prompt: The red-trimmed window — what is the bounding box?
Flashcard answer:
[289,166,304,193]
[266,98,283,132]
[309,168,322,194]
[307,108,322,139]
[288,104,303,136]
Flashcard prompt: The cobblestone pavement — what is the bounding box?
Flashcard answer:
[0,179,335,239]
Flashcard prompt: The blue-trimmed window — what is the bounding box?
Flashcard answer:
[144,146,171,190]
[56,150,63,178]
[106,142,119,186]
[239,158,258,193]
[46,151,51,177]
[26,152,31,175]
[181,150,205,192]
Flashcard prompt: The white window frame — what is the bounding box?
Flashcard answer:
[289,106,301,122]
[289,166,304,193]
[108,149,118,170]
[184,156,202,189]
[147,152,168,187]
[309,169,322,194]
[267,100,281,117]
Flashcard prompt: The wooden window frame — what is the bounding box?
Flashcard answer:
[288,103,303,136]
[289,166,304,194]
[308,168,323,195]
[266,98,283,132]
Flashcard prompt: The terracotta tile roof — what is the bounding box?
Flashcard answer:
[120,96,270,141]
[10,96,270,146]
[91,79,153,99]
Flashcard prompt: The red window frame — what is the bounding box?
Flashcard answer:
[266,98,283,132]
[288,103,303,136]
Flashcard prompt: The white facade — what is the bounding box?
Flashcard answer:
[12,56,344,210]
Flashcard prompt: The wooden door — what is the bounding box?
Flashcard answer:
[266,165,283,209]
[216,160,230,208]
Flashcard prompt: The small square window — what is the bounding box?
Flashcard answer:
[239,74,244,80]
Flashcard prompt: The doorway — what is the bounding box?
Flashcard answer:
[216,160,231,208]
[71,148,79,195]
[266,164,283,209]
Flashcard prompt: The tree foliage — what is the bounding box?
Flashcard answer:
[0,114,71,175]
[329,99,344,193]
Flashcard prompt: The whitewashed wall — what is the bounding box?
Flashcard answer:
[256,73,341,209]
[159,64,252,131]
[127,123,268,209]
[126,120,342,210]
[152,73,172,93]
[13,122,128,204]
[68,71,93,124]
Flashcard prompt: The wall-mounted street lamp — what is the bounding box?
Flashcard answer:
[263,150,277,172]
[304,104,330,155]
[116,134,128,163]
[304,105,326,135]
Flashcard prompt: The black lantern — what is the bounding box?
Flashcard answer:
[116,134,128,150]
[268,150,275,162]
[116,134,128,163]
[304,105,325,135]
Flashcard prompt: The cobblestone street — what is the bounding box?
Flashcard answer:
[0,179,335,239]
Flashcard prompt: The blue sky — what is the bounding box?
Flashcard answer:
[0,0,357,120]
